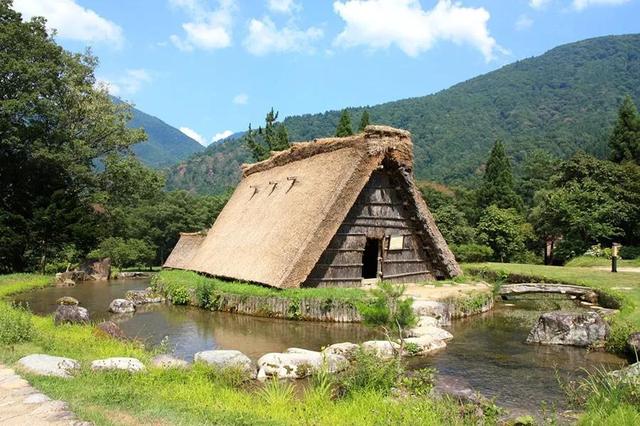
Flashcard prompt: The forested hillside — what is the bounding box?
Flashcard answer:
[167,34,640,194]
[114,98,205,167]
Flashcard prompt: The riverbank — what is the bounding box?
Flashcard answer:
[1,274,498,425]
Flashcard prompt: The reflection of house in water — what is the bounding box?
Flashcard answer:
[164,126,460,288]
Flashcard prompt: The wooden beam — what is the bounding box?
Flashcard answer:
[315,263,363,268]
[382,270,430,279]
[325,248,365,252]
[307,277,363,282]
[383,259,425,264]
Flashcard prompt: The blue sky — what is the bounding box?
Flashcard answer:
[11,0,640,145]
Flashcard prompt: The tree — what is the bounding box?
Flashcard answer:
[609,95,640,164]
[516,149,559,208]
[358,110,370,132]
[0,1,145,271]
[244,108,290,162]
[88,237,155,269]
[477,141,523,212]
[477,205,529,262]
[336,109,354,137]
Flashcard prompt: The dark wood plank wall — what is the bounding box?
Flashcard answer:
[303,168,435,288]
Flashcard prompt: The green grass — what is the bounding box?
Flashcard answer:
[0,272,490,425]
[156,270,369,303]
[565,256,640,268]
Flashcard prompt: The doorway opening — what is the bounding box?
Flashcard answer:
[362,238,380,279]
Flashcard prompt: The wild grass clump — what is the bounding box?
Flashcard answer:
[0,302,33,345]
[562,367,640,424]
[357,281,417,339]
[333,348,403,397]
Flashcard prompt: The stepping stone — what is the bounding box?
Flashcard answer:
[151,354,189,369]
[91,357,145,372]
[194,350,253,373]
[361,340,401,359]
[16,354,79,378]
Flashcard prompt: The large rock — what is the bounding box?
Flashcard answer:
[57,279,76,288]
[361,340,401,359]
[323,342,360,361]
[80,258,111,280]
[116,272,149,279]
[610,362,640,380]
[151,354,189,369]
[404,336,447,355]
[91,357,145,372]
[17,354,79,378]
[108,298,136,314]
[257,348,348,379]
[54,305,89,325]
[55,271,86,283]
[526,311,609,347]
[412,300,450,325]
[125,289,165,306]
[407,324,453,341]
[56,296,79,306]
[627,332,640,355]
[194,350,253,373]
[95,321,127,340]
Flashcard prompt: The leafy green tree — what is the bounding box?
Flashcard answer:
[609,95,640,164]
[477,205,529,262]
[88,237,155,269]
[358,110,370,132]
[530,152,640,262]
[244,108,290,161]
[432,205,475,245]
[336,109,354,137]
[0,1,145,271]
[477,141,523,212]
[516,150,559,208]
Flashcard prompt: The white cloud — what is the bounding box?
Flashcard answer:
[212,130,234,143]
[232,93,249,105]
[333,0,500,61]
[515,14,533,30]
[13,0,123,46]
[169,0,234,51]
[179,127,208,145]
[268,0,298,14]
[244,16,323,55]
[529,0,552,9]
[96,69,152,97]
[572,0,630,10]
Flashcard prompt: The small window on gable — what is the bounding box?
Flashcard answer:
[388,235,404,251]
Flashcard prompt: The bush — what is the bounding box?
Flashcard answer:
[333,349,403,397]
[358,281,416,337]
[620,246,640,260]
[451,244,494,262]
[0,303,33,345]
[606,318,635,356]
[169,286,190,305]
[584,244,612,258]
[400,368,436,396]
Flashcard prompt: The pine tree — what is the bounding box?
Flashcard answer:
[477,140,523,211]
[336,109,354,137]
[609,95,640,164]
[358,110,370,132]
[244,108,290,162]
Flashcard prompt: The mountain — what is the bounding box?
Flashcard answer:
[166,34,640,194]
[114,97,205,167]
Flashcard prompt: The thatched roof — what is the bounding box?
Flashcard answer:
[165,125,460,288]
[163,232,206,270]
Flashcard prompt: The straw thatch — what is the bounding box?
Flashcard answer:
[163,232,206,270]
[164,125,461,288]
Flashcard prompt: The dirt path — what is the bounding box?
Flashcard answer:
[0,364,89,426]
[362,281,492,301]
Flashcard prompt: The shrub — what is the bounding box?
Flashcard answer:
[357,281,416,337]
[333,348,403,397]
[169,286,190,305]
[620,245,640,260]
[0,303,33,345]
[400,367,436,396]
[584,244,612,259]
[451,243,494,262]
[606,318,635,356]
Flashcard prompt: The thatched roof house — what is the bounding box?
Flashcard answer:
[164,125,461,288]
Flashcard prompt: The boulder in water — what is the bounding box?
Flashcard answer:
[108,298,135,314]
[526,311,609,347]
[125,289,165,305]
[54,305,89,325]
[56,296,79,306]
[323,342,359,361]
[194,350,253,373]
[256,348,347,379]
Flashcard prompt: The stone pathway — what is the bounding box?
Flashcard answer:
[0,364,89,426]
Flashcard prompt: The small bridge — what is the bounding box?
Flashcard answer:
[498,283,598,303]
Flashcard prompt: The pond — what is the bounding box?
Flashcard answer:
[14,278,627,415]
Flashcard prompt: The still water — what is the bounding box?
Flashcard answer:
[14,279,626,413]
